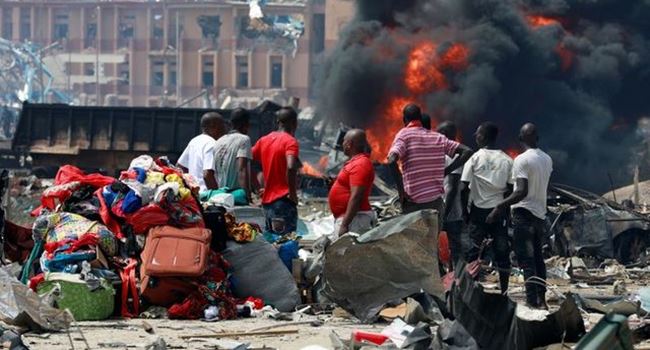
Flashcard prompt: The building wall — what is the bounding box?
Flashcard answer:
[0,0,329,108]
[325,0,354,52]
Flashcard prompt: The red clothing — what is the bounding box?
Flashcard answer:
[328,154,375,218]
[252,131,300,204]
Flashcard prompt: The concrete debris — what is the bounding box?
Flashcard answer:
[0,38,72,107]
[244,0,305,56]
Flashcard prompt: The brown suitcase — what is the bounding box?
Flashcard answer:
[141,226,212,277]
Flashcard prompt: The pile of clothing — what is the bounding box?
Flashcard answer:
[22,155,267,322]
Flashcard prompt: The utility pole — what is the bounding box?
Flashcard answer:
[95,5,100,106]
[175,9,181,106]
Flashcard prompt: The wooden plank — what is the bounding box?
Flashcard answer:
[179,329,299,340]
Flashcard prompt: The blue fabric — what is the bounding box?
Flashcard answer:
[133,167,147,183]
[102,186,117,206]
[121,190,142,214]
[278,240,299,271]
[44,251,96,272]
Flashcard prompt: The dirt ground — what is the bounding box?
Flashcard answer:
[19,273,650,349]
[22,315,379,350]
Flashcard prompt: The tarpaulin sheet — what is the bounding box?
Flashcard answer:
[451,269,586,350]
[322,209,442,322]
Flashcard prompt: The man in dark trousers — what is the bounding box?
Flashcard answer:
[436,121,465,269]
[461,122,513,293]
[252,107,300,234]
[388,104,472,225]
[488,123,552,308]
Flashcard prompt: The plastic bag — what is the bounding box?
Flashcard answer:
[223,237,300,312]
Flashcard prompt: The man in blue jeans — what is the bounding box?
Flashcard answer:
[487,123,552,309]
[252,107,300,234]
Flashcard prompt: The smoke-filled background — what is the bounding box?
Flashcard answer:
[318,0,650,192]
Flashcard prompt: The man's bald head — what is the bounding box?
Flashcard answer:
[343,129,368,156]
[201,112,226,139]
[519,123,539,148]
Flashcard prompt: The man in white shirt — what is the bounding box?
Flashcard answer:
[177,112,226,191]
[461,122,513,294]
[487,123,552,309]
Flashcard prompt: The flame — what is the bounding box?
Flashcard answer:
[527,15,561,28]
[318,155,329,169]
[366,97,412,162]
[301,155,330,177]
[366,41,470,162]
[301,162,324,177]
[405,42,448,94]
[555,43,574,71]
[439,44,470,71]
[505,148,521,159]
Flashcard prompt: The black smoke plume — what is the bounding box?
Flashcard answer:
[318,0,650,192]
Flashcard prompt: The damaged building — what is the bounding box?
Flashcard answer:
[0,0,349,108]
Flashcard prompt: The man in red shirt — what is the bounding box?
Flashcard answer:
[328,129,376,237]
[252,107,300,234]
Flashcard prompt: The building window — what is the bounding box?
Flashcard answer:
[3,8,13,39]
[202,57,214,87]
[119,12,136,46]
[167,11,179,47]
[53,11,69,40]
[151,60,164,87]
[118,61,130,85]
[84,63,95,76]
[311,13,325,54]
[19,8,30,41]
[85,20,97,48]
[151,10,163,38]
[270,56,283,88]
[235,56,248,88]
[197,15,221,47]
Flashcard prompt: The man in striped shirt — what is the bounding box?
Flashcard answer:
[388,104,472,220]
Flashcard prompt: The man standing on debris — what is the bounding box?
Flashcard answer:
[328,129,377,236]
[213,108,252,203]
[252,107,300,234]
[461,122,513,293]
[487,123,552,308]
[177,112,226,191]
[388,104,472,220]
[436,121,466,269]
